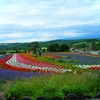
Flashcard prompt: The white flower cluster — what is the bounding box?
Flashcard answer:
[74,65,100,69]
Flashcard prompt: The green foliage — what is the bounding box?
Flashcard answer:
[48,43,60,52]
[29,42,42,57]
[61,85,84,97]
[62,56,70,58]
[59,44,70,52]
[48,43,70,52]
[5,72,100,100]
[72,40,100,51]
[38,55,80,70]
[58,60,66,63]
[42,84,59,99]
[38,56,69,69]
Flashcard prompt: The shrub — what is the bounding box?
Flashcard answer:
[5,72,99,100]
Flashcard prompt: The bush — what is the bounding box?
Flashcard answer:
[5,73,99,100]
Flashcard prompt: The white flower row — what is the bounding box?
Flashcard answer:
[74,65,100,69]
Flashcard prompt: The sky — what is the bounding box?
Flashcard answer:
[0,0,100,43]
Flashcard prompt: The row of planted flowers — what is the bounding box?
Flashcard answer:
[0,53,70,74]
[74,65,100,70]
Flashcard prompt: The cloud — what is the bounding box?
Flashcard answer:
[0,0,100,43]
[0,23,100,43]
[0,0,100,26]
[62,31,87,38]
[0,33,25,39]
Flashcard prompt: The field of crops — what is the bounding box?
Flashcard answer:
[0,52,100,81]
[57,53,100,65]
[43,52,100,69]
[0,52,100,100]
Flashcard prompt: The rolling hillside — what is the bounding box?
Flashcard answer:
[0,39,99,50]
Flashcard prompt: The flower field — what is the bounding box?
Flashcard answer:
[0,53,67,81]
[0,54,43,81]
[0,68,42,81]
[0,52,100,81]
[58,53,100,65]
[0,52,100,100]
[43,52,100,70]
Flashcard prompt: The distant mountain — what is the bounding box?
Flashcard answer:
[0,43,19,50]
[0,38,100,50]
[39,38,100,47]
[0,43,30,50]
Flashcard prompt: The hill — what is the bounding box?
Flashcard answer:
[39,39,100,47]
[0,38,100,50]
[0,43,30,50]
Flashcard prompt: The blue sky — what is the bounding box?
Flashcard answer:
[0,0,100,43]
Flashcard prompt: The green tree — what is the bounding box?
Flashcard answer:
[95,42,100,50]
[92,41,96,50]
[97,42,100,50]
[59,44,70,52]
[48,43,59,52]
[30,42,41,57]
[48,43,70,52]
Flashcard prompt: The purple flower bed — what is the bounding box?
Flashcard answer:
[57,54,100,65]
[0,68,43,81]
[0,54,10,60]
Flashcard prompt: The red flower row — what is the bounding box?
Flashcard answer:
[89,66,100,70]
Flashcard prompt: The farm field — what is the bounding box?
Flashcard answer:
[0,52,100,81]
[42,52,100,69]
[57,53,100,65]
[0,52,100,100]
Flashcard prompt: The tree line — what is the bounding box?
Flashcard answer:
[48,43,70,52]
[72,41,100,51]
[29,42,70,57]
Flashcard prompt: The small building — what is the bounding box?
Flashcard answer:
[41,47,47,52]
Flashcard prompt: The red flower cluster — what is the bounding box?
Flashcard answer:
[89,66,100,70]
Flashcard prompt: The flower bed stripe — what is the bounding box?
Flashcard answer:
[6,54,68,73]
[75,65,100,70]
